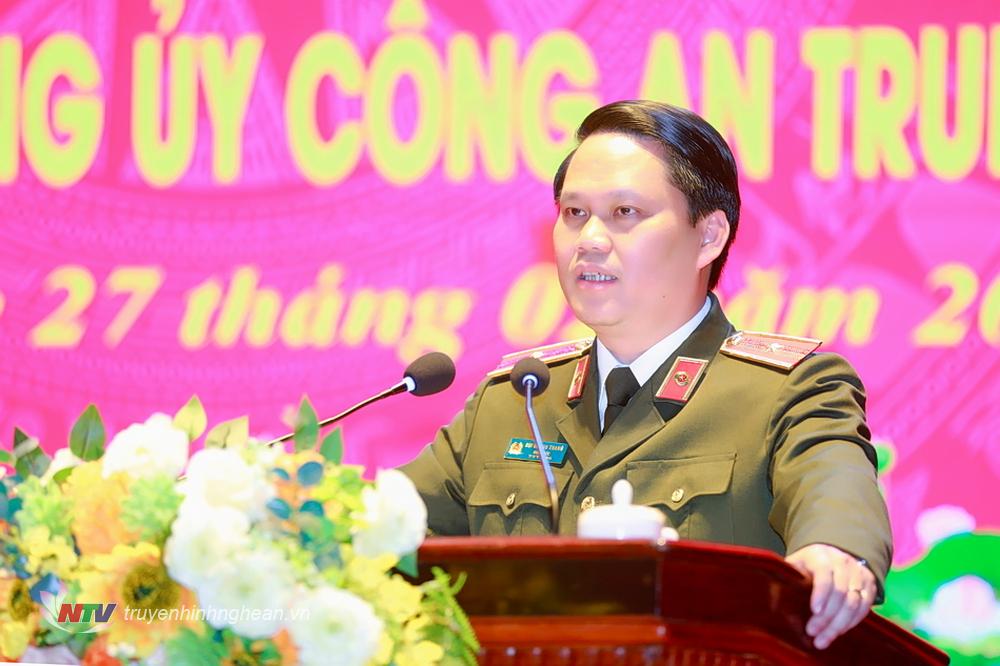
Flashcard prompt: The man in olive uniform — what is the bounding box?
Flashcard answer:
[400,100,892,650]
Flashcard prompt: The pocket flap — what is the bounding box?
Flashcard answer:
[626,453,736,511]
[468,463,573,517]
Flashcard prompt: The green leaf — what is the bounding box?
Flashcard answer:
[13,427,50,478]
[397,552,418,577]
[204,416,249,448]
[0,450,12,465]
[267,497,291,520]
[119,474,184,543]
[164,627,228,666]
[293,396,318,452]
[319,428,344,464]
[52,468,74,484]
[173,395,207,442]
[299,500,324,517]
[297,461,323,486]
[69,404,106,461]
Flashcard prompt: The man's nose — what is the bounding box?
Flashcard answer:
[576,216,612,254]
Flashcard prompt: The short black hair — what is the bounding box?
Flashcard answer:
[553,100,740,290]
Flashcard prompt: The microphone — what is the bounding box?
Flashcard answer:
[509,357,559,532]
[402,351,456,396]
[267,352,456,446]
[510,357,551,396]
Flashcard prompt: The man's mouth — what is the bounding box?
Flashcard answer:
[578,272,618,283]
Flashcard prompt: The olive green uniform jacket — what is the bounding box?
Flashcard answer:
[400,296,893,593]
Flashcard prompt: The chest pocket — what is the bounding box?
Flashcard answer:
[625,453,736,542]
[467,462,573,536]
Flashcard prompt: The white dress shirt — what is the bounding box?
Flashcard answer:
[596,296,712,430]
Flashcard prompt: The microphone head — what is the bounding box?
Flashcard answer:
[404,352,456,396]
[510,357,551,397]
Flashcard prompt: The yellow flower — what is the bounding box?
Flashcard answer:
[374,631,394,664]
[18,525,79,579]
[62,462,140,556]
[375,616,444,666]
[344,548,396,584]
[0,572,38,660]
[395,639,444,666]
[377,575,424,624]
[77,542,197,658]
[344,550,423,625]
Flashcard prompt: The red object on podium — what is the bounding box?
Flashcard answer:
[417,537,949,665]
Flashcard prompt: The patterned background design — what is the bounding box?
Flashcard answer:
[0,0,997,660]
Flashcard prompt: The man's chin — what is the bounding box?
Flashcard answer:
[569,309,621,333]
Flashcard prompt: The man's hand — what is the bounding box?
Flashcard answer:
[785,543,876,650]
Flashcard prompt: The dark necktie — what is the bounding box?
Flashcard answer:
[603,367,640,435]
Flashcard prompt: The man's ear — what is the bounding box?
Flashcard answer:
[696,211,731,270]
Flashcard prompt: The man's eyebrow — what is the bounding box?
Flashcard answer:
[560,189,643,202]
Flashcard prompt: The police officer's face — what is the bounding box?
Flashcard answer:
[553,133,716,341]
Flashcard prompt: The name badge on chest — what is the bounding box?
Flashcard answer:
[503,437,568,467]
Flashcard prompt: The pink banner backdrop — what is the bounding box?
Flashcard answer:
[1,0,998,659]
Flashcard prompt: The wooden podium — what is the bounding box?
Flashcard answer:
[417,537,949,665]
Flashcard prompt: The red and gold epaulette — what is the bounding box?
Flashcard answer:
[719,331,822,371]
[486,338,593,379]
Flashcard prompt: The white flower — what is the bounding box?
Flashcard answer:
[352,469,427,558]
[179,447,273,520]
[102,413,188,479]
[164,501,251,590]
[41,448,81,484]
[245,437,282,469]
[286,586,383,666]
[915,504,976,548]
[915,576,1000,643]
[198,547,295,639]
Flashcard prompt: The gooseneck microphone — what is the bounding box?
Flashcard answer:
[510,357,558,532]
[267,352,456,447]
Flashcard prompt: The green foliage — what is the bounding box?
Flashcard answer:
[421,567,480,666]
[173,395,207,442]
[13,427,50,478]
[266,498,292,520]
[14,476,72,539]
[35,621,94,655]
[166,627,287,666]
[294,396,319,451]
[52,468,73,484]
[881,532,1000,621]
[204,416,249,448]
[397,552,418,577]
[69,404,105,461]
[297,461,323,486]
[164,627,227,665]
[320,427,344,464]
[119,474,184,544]
[310,464,367,538]
[879,531,1000,664]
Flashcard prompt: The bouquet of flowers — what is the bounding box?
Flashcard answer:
[0,397,478,665]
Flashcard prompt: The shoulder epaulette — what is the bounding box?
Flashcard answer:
[720,331,822,371]
[486,338,593,379]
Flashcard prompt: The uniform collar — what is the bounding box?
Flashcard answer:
[594,296,712,429]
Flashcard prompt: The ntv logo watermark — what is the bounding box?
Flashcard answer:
[39,591,115,634]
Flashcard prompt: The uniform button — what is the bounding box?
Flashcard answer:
[671,488,685,503]
[581,496,595,511]
[505,492,517,508]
